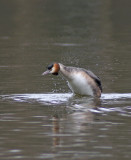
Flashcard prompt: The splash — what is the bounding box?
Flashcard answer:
[1,93,73,105]
[101,93,131,100]
[1,93,131,105]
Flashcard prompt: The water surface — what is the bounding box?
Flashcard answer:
[0,0,131,160]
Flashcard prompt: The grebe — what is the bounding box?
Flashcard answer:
[42,63,102,97]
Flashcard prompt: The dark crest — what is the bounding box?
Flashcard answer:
[47,63,53,70]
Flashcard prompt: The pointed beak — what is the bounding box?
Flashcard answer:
[42,70,50,76]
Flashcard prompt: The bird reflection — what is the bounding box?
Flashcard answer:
[51,97,101,147]
[52,116,60,146]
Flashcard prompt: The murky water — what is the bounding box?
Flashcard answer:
[0,0,131,160]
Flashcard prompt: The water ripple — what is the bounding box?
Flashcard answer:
[1,93,131,104]
[1,93,73,105]
[101,93,131,100]
[0,93,131,116]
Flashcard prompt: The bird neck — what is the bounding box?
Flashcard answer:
[58,63,72,80]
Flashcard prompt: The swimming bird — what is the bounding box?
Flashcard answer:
[42,63,102,97]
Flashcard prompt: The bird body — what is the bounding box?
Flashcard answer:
[42,63,102,98]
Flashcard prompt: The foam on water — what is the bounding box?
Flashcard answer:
[1,93,131,116]
[1,93,73,105]
[101,93,131,100]
[1,93,131,105]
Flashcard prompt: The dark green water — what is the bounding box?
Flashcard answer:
[0,0,131,159]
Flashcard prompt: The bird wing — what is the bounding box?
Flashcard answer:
[83,69,102,92]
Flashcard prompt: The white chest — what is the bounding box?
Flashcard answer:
[67,73,94,96]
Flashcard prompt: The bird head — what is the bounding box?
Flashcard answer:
[42,63,60,76]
